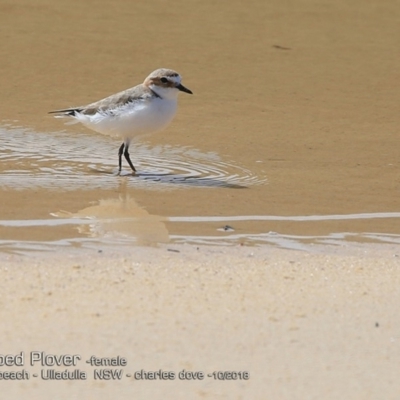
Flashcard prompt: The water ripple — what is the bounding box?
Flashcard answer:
[0,125,267,190]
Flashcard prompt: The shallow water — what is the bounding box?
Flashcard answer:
[1,0,400,254]
[0,126,265,190]
[2,211,400,254]
[1,125,400,254]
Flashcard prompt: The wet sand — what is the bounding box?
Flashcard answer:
[1,0,400,226]
[1,0,400,398]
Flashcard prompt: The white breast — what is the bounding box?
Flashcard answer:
[76,97,178,140]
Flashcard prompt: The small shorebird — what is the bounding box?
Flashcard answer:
[50,68,192,174]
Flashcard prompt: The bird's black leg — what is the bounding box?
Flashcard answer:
[118,142,125,174]
[123,142,137,174]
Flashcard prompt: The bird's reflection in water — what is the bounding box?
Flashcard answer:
[53,180,169,245]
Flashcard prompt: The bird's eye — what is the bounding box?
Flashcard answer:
[160,77,168,83]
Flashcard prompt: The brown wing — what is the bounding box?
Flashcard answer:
[49,84,155,116]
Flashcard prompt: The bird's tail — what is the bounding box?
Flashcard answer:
[48,107,82,116]
[48,108,83,124]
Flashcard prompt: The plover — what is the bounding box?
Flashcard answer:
[50,68,192,174]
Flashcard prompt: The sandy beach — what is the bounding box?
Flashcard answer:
[0,244,399,399]
[1,0,400,398]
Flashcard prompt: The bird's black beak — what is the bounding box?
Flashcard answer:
[176,83,193,94]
